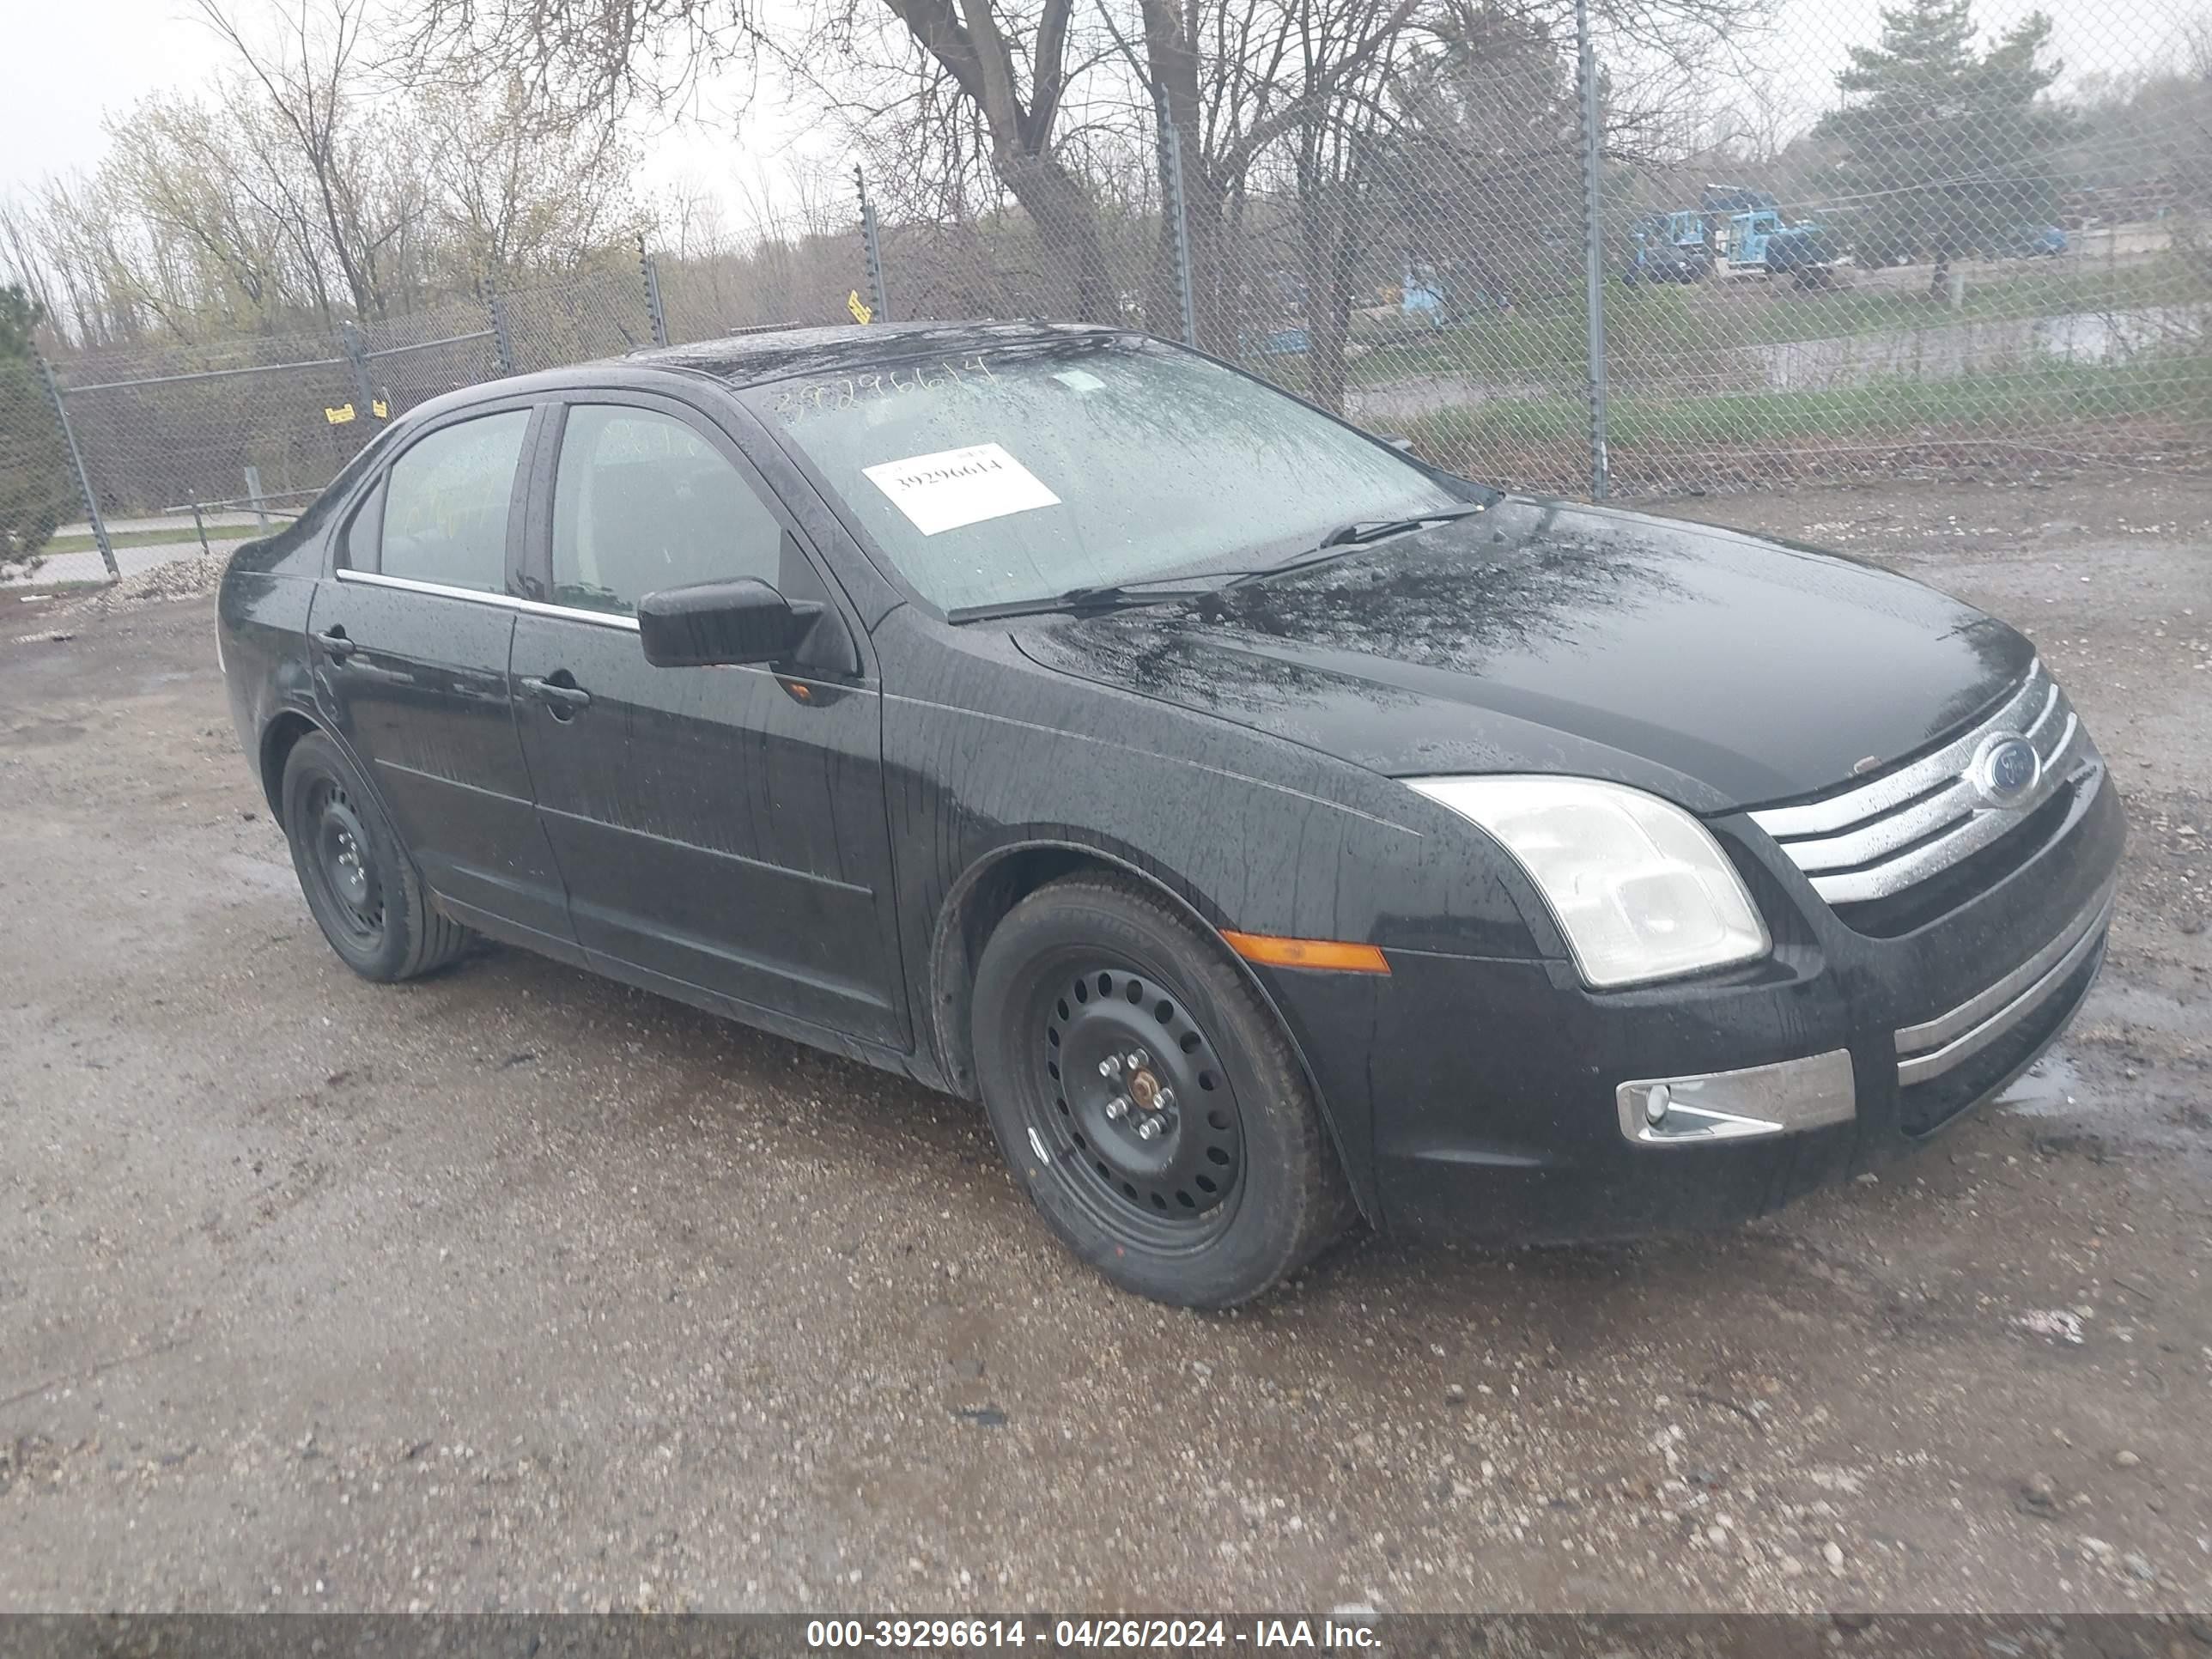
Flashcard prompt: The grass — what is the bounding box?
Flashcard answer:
[1341,254,2204,389]
[1405,356,2212,483]
[38,523,278,557]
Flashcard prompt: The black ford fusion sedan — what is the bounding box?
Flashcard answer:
[218,321,2124,1307]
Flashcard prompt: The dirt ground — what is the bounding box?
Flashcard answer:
[1,472,2208,1614]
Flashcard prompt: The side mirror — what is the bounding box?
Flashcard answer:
[637,578,822,668]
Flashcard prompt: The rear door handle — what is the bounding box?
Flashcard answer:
[520,674,592,714]
[313,627,357,660]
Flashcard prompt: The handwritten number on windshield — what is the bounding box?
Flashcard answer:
[771,356,999,420]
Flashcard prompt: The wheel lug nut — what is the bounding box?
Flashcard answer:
[1136,1118,1161,1140]
[1128,1048,1149,1070]
[1155,1087,1175,1112]
[1104,1096,1129,1121]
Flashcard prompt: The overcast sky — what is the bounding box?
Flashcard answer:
[0,0,2186,228]
[0,0,832,227]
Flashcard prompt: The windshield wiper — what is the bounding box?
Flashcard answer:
[946,576,1220,623]
[1317,503,1489,548]
[1222,503,1490,588]
[947,502,1492,622]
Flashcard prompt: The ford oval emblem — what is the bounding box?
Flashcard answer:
[1977,736,2041,805]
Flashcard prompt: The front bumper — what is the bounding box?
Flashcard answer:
[1255,751,2125,1244]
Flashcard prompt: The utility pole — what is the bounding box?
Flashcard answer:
[1576,0,1611,501]
[855,166,890,324]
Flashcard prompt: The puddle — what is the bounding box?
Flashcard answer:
[1996,1050,2084,1117]
[1994,1037,2212,1176]
[1346,372,1556,423]
[1728,305,2208,394]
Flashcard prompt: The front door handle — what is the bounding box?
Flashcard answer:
[520,674,592,717]
[313,626,357,661]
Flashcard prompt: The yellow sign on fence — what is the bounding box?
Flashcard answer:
[847,290,874,325]
[325,403,356,425]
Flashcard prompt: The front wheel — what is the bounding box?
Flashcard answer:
[971,874,1354,1307]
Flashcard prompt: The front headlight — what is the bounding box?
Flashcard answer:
[1408,775,1769,988]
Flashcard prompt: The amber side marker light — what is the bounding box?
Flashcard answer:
[1220,931,1390,975]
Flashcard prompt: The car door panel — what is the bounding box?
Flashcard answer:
[511,392,908,1046]
[511,614,901,1035]
[307,580,574,945]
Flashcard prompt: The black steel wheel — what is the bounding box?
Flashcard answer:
[1030,954,1247,1251]
[301,777,386,949]
[972,872,1355,1307]
[280,730,471,982]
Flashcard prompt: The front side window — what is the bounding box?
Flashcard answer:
[379,410,531,593]
[748,339,1465,613]
[551,405,787,617]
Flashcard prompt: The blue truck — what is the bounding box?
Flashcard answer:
[1624,187,1838,289]
[1623,210,1714,285]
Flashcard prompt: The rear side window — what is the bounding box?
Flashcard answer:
[379,410,531,593]
[550,405,787,617]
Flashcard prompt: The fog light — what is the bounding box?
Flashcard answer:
[1616,1051,1856,1146]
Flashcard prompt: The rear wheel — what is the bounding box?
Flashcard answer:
[972,874,1353,1307]
[280,731,471,981]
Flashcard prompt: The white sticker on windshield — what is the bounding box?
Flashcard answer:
[862,443,1061,536]
[1052,368,1106,392]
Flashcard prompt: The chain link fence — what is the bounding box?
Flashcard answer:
[868,0,2210,498]
[2,208,871,581]
[6,0,2208,585]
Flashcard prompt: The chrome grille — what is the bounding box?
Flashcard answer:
[1748,660,2087,905]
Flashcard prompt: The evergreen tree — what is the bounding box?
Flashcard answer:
[0,286,76,572]
[1818,0,2069,295]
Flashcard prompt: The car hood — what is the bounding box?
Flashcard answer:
[1010,495,2033,811]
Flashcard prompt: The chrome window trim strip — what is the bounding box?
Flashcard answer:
[1893,889,2115,1086]
[335,568,642,632]
[1749,662,2051,840]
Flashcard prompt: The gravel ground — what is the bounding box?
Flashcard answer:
[1,475,2207,1614]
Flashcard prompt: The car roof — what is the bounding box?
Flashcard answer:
[628,319,1127,385]
[398,319,1135,428]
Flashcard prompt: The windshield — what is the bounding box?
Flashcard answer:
[749,337,1466,613]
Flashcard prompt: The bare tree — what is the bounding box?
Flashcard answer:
[192,0,426,320]
[5,0,652,350]
[419,76,646,277]
[1126,0,1421,351]
[398,0,1128,319]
